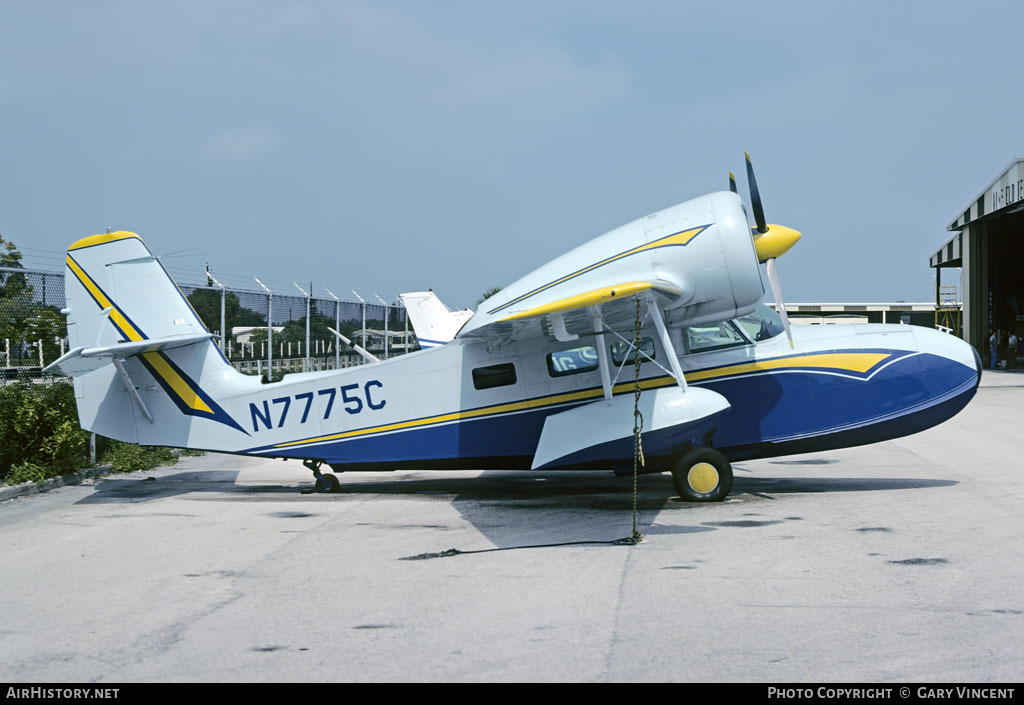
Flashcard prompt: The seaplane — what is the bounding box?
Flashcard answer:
[47,154,982,501]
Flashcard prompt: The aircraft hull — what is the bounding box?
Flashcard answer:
[240,329,981,471]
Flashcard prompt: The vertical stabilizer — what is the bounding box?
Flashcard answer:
[399,291,473,348]
[61,232,250,445]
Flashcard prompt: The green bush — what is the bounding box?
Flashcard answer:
[6,461,49,485]
[0,381,91,482]
[0,379,203,485]
[100,441,179,474]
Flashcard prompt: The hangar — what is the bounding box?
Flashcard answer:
[930,156,1024,354]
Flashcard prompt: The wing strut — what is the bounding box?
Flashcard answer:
[646,295,687,391]
[327,326,380,364]
[591,308,613,402]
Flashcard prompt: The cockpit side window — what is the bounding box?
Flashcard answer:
[735,303,786,342]
[684,321,748,354]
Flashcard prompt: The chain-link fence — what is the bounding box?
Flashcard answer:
[0,265,413,384]
[176,282,409,378]
[0,263,416,484]
[0,266,68,381]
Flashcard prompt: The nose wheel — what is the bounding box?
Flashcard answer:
[303,459,341,494]
[672,448,733,502]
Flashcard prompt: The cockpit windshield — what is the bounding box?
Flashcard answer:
[735,304,786,342]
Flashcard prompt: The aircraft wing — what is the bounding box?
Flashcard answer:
[459,279,684,344]
[457,191,763,343]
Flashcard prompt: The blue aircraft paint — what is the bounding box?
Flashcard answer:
[250,350,979,470]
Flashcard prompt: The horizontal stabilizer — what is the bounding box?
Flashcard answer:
[531,386,730,470]
[45,333,214,377]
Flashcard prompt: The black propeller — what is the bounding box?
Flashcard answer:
[745,151,768,234]
[738,151,798,349]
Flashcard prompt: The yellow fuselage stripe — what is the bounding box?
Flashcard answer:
[685,352,890,382]
[271,352,893,449]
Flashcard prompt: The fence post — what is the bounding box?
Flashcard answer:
[38,339,43,368]
[293,281,312,373]
[255,278,272,381]
[351,290,367,358]
[220,287,226,352]
[374,295,389,360]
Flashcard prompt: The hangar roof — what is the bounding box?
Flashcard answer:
[946,156,1024,231]
[930,156,1024,268]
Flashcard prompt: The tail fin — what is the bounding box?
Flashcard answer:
[399,291,473,348]
[51,232,250,445]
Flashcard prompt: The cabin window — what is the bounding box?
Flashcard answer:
[472,363,517,390]
[685,321,748,353]
[611,337,656,366]
[547,346,599,377]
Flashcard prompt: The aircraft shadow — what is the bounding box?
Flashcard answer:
[76,468,957,505]
[74,468,956,548]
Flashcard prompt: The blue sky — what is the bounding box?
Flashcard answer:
[2,1,1021,307]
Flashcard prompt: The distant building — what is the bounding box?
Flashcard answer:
[232,326,284,344]
[930,156,1024,353]
[766,302,940,328]
[353,328,416,353]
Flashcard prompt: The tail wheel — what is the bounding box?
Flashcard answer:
[672,448,733,502]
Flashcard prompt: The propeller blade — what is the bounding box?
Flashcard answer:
[766,257,794,350]
[729,171,737,193]
[745,151,768,234]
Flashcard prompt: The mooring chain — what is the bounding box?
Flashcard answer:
[630,296,645,544]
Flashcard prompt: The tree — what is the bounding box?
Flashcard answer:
[477,286,503,306]
[0,235,35,353]
[24,306,65,364]
[0,234,29,300]
[186,288,263,340]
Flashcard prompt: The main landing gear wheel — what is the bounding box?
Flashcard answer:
[315,473,341,494]
[303,459,341,494]
[672,448,733,502]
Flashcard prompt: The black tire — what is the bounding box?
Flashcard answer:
[315,473,341,494]
[671,448,733,502]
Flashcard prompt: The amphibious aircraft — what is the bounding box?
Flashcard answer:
[48,155,982,501]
